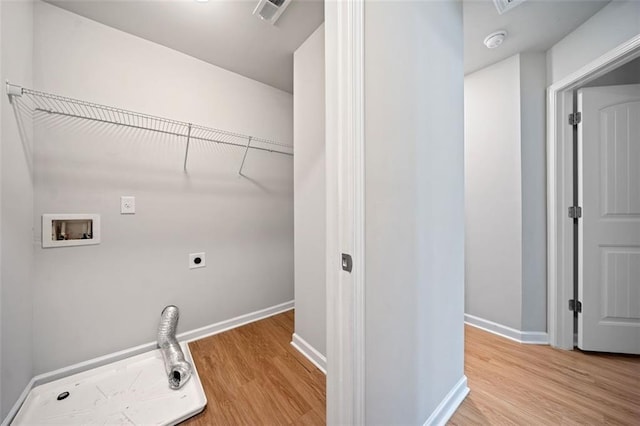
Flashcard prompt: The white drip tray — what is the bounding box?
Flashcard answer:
[12,343,206,425]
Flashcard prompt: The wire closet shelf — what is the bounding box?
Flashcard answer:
[6,82,293,174]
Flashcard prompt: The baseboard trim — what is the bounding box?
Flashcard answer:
[1,377,36,426]
[520,330,550,345]
[291,333,327,374]
[1,300,294,426]
[179,300,294,344]
[423,375,470,426]
[464,314,549,345]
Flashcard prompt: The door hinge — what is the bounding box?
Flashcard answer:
[568,206,582,219]
[568,299,582,313]
[568,112,582,126]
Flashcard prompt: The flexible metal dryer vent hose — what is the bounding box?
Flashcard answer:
[157,305,192,389]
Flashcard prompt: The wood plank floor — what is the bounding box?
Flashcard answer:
[184,313,637,425]
[183,310,326,425]
[450,325,640,425]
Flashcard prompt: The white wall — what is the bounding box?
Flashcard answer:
[0,0,34,419]
[364,1,465,423]
[584,56,640,87]
[32,2,294,374]
[293,24,326,357]
[465,52,547,333]
[465,55,523,330]
[465,0,640,336]
[547,0,640,85]
[519,52,547,332]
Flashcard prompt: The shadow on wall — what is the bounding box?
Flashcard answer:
[26,106,292,196]
[8,94,35,178]
[9,87,294,196]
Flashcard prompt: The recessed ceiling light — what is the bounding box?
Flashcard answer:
[484,30,507,49]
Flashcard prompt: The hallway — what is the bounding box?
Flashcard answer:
[451,325,640,424]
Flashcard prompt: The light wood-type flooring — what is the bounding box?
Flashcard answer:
[183,310,325,425]
[450,325,640,425]
[184,311,638,425]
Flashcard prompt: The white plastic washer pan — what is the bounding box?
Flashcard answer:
[12,342,206,425]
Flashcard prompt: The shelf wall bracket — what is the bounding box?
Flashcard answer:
[238,136,253,176]
[6,81,24,104]
[183,123,192,172]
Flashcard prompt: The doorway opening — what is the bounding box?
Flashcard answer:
[547,35,640,351]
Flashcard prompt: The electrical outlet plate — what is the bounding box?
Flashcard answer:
[189,252,206,269]
[121,196,135,214]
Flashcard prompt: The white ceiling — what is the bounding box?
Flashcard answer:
[47,0,324,93]
[464,0,610,75]
[47,0,612,91]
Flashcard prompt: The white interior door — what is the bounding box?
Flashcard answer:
[578,84,640,354]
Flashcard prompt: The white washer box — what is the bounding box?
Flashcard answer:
[42,214,100,248]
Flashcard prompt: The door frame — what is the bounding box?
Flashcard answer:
[547,34,640,349]
[325,0,365,424]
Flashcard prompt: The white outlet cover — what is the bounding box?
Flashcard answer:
[189,252,206,269]
[121,196,135,214]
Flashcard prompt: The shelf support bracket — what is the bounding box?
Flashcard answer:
[6,81,24,104]
[183,123,192,172]
[238,136,252,176]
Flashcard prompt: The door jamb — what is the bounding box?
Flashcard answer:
[325,0,366,424]
[547,35,640,349]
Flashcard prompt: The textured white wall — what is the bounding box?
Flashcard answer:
[32,2,294,374]
[293,24,326,356]
[464,55,524,330]
[364,1,465,423]
[546,0,640,85]
[0,0,34,419]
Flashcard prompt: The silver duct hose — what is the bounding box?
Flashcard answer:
[157,305,192,389]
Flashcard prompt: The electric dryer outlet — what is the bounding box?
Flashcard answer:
[189,253,206,269]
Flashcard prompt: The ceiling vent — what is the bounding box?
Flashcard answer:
[253,0,292,25]
[493,0,526,15]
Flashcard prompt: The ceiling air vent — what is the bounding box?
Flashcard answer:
[253,0,292,25]
[493,0,526,15]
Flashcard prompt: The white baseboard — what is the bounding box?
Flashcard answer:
[464,314,549,345]
[423,375,470,426]
[291,333,327,374]
[520,330,550,345]
[1,300,294,426]
[179,300,294,344]
[1,377,36,426]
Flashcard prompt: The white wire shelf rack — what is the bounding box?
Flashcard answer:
[6,82,293,175]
